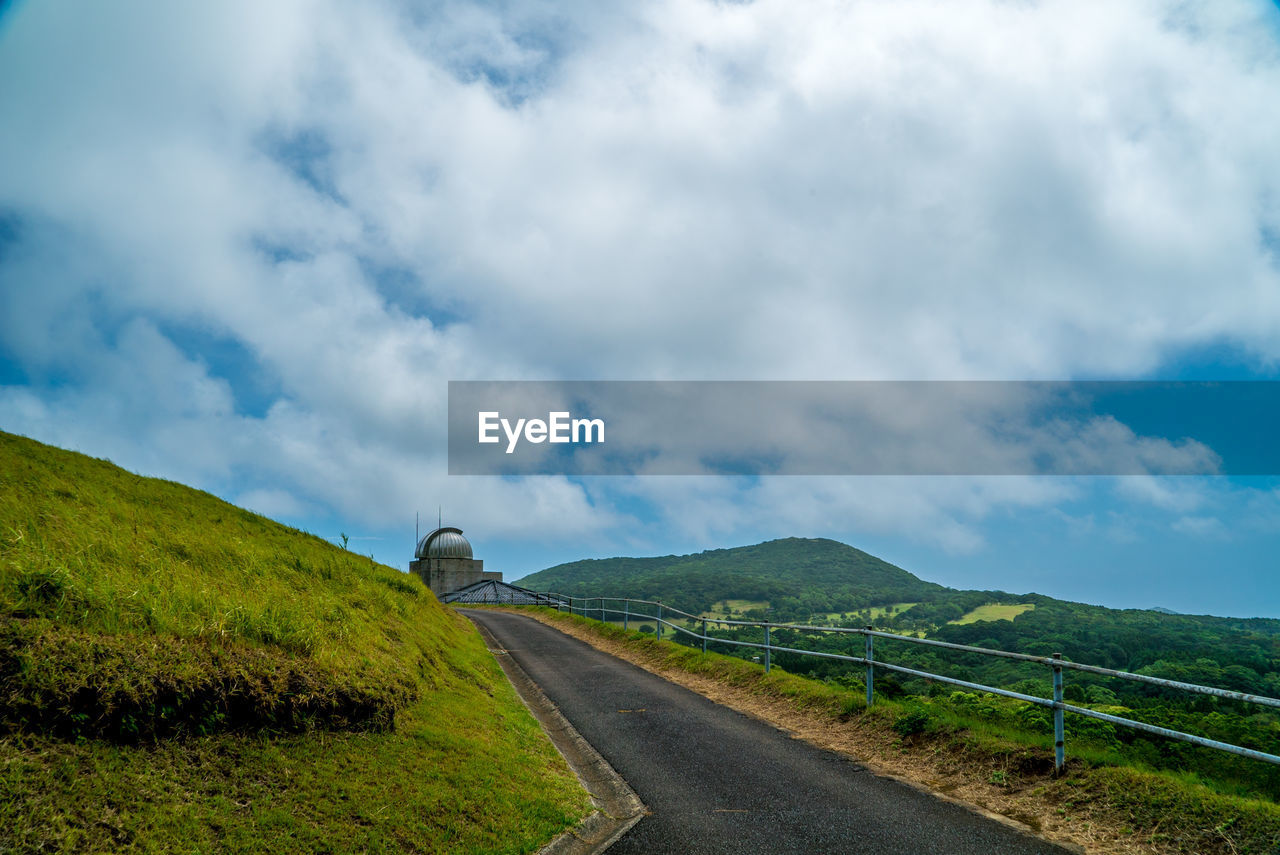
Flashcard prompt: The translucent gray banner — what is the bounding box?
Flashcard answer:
[447,381,1280,476]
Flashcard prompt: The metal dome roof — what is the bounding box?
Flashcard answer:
[415,526,474,560]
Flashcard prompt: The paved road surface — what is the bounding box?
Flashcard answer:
[464,609,1072,855]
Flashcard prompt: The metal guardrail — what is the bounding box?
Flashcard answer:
[537,593,1280,773]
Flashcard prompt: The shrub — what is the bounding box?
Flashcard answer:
[893,707,933,737]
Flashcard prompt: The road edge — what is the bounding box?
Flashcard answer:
[502,607,1087,855]
[460,610,646,855]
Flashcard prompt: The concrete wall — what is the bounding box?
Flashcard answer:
[409,556,499,599]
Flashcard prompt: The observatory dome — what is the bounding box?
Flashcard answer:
[415,527,473,560]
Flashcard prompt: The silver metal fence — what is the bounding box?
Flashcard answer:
[540,593,1280,772]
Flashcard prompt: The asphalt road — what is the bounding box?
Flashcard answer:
[464,609,1073,855]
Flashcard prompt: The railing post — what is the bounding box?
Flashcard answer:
[865,626,874,708]
[702,618,708,654]
[764,623,772,673]
[1053,652,1065,773]
[599,597,604,622]
[656,603,663,641]
[623,599,629,631]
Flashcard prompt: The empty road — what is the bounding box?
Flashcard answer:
[464,609,1072,855]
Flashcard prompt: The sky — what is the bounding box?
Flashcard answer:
[3,0,1280,618]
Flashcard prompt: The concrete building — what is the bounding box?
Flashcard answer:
[409,526,501,598]
[410,525,565,605]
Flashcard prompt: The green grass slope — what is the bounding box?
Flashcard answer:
[0,431,588,853]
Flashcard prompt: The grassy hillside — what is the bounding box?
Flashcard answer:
[0,431,588,852]
[950,603,1035,624]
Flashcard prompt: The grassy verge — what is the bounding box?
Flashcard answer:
[0,431,590,852]
[0,618,588,853]
[509,606,1280,855]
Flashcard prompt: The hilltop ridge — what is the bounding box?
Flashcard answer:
[518,536,948,617]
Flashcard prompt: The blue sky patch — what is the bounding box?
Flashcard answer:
[153,321,281,419]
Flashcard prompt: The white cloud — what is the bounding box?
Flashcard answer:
[238,487,313,521]
[2,0,1279,569]
[1171,515,1229,538]
[613,474,1079,555]
[1113,475,1211,513]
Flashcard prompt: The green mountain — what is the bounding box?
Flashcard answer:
[518,536,948,617]
[518,536,1280,699]
[0,431,587,852]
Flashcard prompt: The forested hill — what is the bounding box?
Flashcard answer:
[516,537,947,616]
[516,536,1280,698]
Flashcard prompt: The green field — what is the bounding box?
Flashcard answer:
[701,599,769,619]
[867,602,918,619]
[949,603,1036,624]
[803,602,921,625]
[0,431,589,853]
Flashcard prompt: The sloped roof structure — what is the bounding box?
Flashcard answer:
[442,579,566,606]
